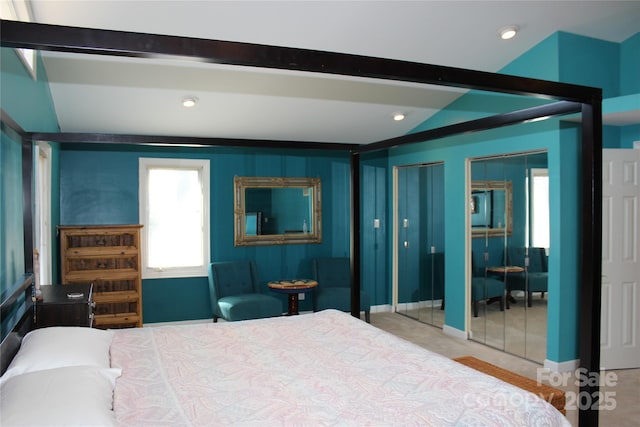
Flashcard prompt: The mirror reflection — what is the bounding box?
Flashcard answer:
[234,176,321,246]
[469,151,549,364]
[471,181,512,237]
[395,162,445,328]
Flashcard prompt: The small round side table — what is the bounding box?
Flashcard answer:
[267,279,318,315]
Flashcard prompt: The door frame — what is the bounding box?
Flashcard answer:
[34,141,52,288]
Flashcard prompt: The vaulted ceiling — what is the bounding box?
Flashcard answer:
[20,1,640,143]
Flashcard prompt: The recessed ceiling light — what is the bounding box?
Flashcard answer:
[182,96,198,108]
[499,26,519,40]
[393,112,406,121]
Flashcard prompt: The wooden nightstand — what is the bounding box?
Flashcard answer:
[36,284,94,328]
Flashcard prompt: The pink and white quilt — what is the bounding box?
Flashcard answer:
[111,309,568,426]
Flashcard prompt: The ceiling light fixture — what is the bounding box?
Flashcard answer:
[181,96,198,108]
[499,26,519,40]
[393,112,406,121]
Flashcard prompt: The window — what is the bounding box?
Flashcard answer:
[1,0,37,78]
[139,158,210,278]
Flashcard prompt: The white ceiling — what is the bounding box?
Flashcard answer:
[25,1,640,144]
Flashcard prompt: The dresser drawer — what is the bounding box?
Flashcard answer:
[62,230,139,251]
[63,254,139,276]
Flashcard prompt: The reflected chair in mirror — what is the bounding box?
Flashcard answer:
[311,257,371,323]
[471,254,505,317]
[506,247,548,307]
[208,260,283,322]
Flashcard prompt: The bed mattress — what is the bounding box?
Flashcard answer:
[110,309,568,426]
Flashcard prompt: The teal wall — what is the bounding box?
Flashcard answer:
[558,32,620,97]
[1,47,59,336]
[1,128,24,295]
[0,48,59,132]
[0,127,26,339]
[620,33,640,95]
[58,144,353,322]
[602,33,640,148]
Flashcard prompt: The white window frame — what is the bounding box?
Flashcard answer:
[139,157,210,279]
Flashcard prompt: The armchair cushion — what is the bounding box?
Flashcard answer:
[208,261,283,322]
[217,294,283,322]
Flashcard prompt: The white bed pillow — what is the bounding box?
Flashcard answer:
[1,327,114,383]
[0,365,121,426]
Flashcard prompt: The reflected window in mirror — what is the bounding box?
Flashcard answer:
[528,168,549,249]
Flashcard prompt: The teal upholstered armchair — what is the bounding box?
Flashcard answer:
[208,261,283,322]
[311,257,371,323]
[506,247,548,307]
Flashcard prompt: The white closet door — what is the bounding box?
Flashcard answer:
[600,149,640,369]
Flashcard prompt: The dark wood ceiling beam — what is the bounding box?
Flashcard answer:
[2,19,599,103]
[362,100,583,152]
[27,132,358,151]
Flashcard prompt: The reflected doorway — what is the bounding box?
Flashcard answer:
[468,151,549,363]
[396,162,445,328]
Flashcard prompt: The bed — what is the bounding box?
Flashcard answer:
[1,309,567,426]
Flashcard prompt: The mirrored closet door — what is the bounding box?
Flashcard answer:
[396,162,445,328]
[469,152,549,363]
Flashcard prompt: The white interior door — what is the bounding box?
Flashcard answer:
[600,149,640,369]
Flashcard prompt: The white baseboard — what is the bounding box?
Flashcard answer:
[443,324,468,340]
[144,318,213,327]
[395,300,444,312]
[544,358,579,373]
[370,304,392,313]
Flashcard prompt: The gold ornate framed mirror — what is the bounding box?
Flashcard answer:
[234,176,322,246]
[470,180,513,238]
